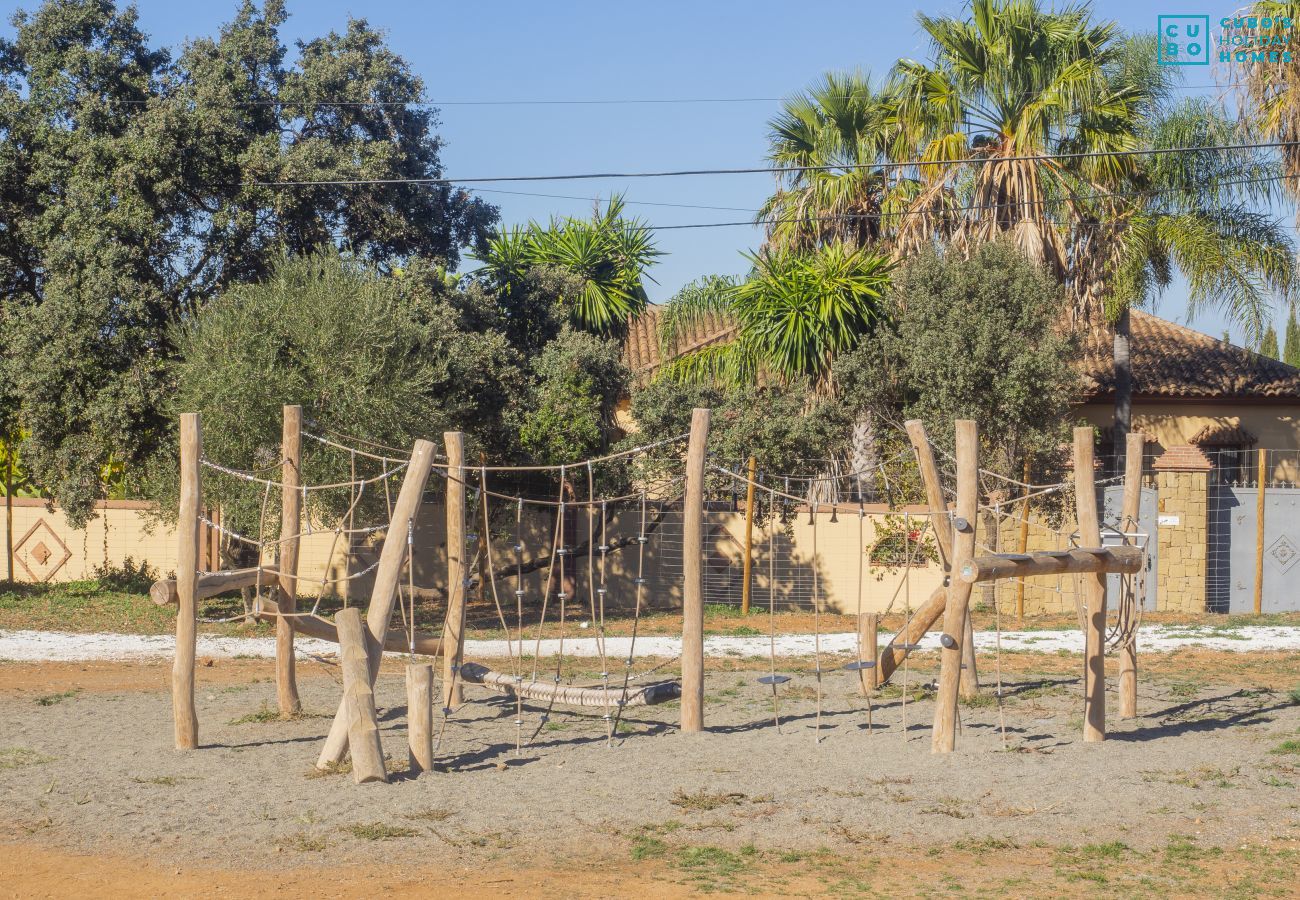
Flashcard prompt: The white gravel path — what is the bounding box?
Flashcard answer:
[1,623,1297,662]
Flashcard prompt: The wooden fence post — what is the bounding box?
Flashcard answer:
[960,608,979,699]
[407,663,434,775]
[1075,427,1106,742]
[740,456,757,616]
[172,413,202,750]
[337,607,388,784]
[932,420,978,754]
[1255,448,1267,616]
[1119,431,1145,719]
[276,404,303,716]
[442,431,466,711]
[1015,459,1031,625]
[858,613,879,694]
[316,438,437,770]
[681,408,711,734]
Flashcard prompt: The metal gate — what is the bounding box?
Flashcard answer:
[1209,484,1300,613]
[1102,486,1158,611]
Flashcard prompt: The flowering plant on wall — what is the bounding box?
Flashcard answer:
[867,514,939,579]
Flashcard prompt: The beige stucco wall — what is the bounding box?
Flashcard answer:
[1075,400,1300,480]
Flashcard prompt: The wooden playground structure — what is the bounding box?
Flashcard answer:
[159,406,1151,781]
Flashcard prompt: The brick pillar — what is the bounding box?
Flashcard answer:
[1152,445,1212,613]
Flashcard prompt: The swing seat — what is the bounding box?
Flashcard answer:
[893,643,924,651]
[843,660,876,671]
[756,674,791,685]
[459,662,680,708]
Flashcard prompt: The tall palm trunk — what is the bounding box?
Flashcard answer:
[850,411,879,503]
[1113,306,1133,462]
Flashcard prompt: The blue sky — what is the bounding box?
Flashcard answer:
[5,0,1292,343]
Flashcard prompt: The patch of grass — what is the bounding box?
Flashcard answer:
[921,796,971,819]
[228,702,317,725]
[1167,680,1203,698]
[630,834,668,860]
[672,844,754,891]
[724,625,762,637]
[279,832,328,852]
[1077,841,1130,860]
[0,748,54,770]
[960,692,998,708]
[670,789,747,812]
[953,837,1019,853]
[406,807,454,823]
[1270,739,1300,756]
[1287,686,1300,705]
[343,822,418,841]
[131,775,178,786]
[34,689,80,706]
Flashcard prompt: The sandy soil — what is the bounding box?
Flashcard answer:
[2,649,1300,899]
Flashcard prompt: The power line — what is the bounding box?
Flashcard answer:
[233,140,1300,188]
[466,187,757,213]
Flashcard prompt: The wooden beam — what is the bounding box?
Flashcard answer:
[151,566,279,606]
[1075,427,1106,743]
[442,431,466,711]
[958,546,1143,583]
[337,607,388,784]
[172,413,202,751]
[680,407,711,733]
[276,404,303,716]
[877,586,946,684]
[1119,431,1145,719]
[406,663,434,776]
[904,420,953,570]
[932,420,978,754]
[740,456,757,615]
[316,439,437,770]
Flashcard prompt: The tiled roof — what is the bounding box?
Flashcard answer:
[1190,424,1258,446]
[622,306,738,377]
[625,305,1300,400]
[1081,310,1300,399]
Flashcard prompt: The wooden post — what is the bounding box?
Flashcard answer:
[878,586,945,684]
[904,421,953,569]
[442,432,466,711]
[681,407,711,734]
[406,663,434,776]
[276,404,303,716]
[172,413,202,750]
[740,456,757,616]
[316,439,437,770]
[1119,431,1145,720]
[336,607,388,784]
[932,420,978,754]
[4,441,13,582]
[1015,458,1031,625]
[959,608,979,699]
[858,613,879,694]
[1075,427,1106,743]
[1254,448,1267,616]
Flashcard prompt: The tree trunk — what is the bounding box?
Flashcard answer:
[850,411,879,502]
[1113,307,1132,455]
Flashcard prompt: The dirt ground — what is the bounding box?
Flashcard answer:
[3,652,1300,898]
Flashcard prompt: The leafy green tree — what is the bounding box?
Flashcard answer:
[152,251,521,533]
[834,243,1080,478]
[477,197,661,337]
[0,0,496,525]
[516,328,628,467]
[1285,309,1300,368]
[1260,323,1281,359]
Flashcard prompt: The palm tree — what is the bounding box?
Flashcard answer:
[656,242,893,390]
[477,196,661,336]
[759,72,906,252]
[1241,4,1300,208]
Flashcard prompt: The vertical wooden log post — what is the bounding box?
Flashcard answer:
[740,456,757,616]
[276,404,303,716]
[904,421,954,570]
[172,413,202,750]
[932,420,978,754]
[407,663,434,775]
[680,408,711,734]
[1254,448,1267,616]
[5,444,13,582]
[959,608,979,699]
[1074,427,1107,743]
[1014,459,1031,625]
[336,607,388,784]
[442,431,467,711]
[1118,431,1145,720]
[316,439,437,770]
[858,613,879,694]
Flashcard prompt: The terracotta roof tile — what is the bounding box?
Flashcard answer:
[1081,310,1300,399]
[622,306,738,377]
